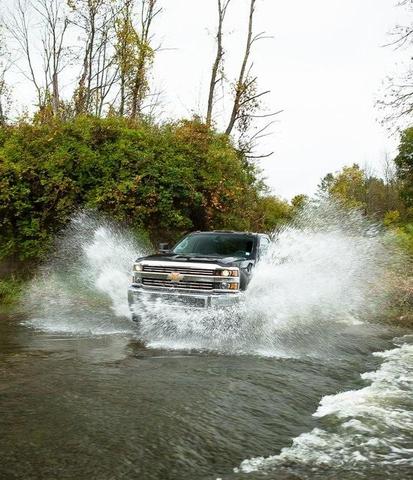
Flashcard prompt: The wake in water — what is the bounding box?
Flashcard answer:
[237,335,413,475]
[24,201,400,354]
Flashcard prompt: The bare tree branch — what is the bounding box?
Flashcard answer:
[379,0,413,129]
[0,25,13,124]
[6,0,69,116]
[70,0,122,116]
[6,0,43,107]
[206,0,231,127]
[130,0,161,118]
[225,0,257,136]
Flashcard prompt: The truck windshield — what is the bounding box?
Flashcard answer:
[173,234,254,258]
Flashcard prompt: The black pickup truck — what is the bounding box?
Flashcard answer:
[128,230,271,323]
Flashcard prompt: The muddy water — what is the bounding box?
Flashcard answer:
[1,312,411,480]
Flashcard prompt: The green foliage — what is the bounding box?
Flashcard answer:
[291,194,308,211]
[0,116,290,266]
[0,277,23,305]
[328,164,367,210]
[321,163,405,218]
[248,195,292,232]
[383,210,401,227]
[319,159,413,257]
[395,127,413,207]
[394,223,413,255]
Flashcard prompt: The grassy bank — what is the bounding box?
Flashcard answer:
[0,277,24,306]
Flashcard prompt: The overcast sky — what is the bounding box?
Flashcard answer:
[151,0,407,198]
[4,0,409,199]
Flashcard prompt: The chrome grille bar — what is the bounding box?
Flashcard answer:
[142,278,214,290]
[142,265,215,276]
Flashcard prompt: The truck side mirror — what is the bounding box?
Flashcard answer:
[158,242,171,254]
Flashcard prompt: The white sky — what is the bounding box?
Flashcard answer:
[3,0,409,199]
[152,0,408,199]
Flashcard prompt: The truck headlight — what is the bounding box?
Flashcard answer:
[133,263,143,272]
[217,268,239,277]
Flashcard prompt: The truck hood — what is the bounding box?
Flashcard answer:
[135,253,250,267]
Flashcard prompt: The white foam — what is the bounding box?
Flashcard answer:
[238,338,413,473]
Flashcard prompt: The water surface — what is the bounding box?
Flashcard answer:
[1,312,411,480]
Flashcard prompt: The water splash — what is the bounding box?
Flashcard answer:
[24,212,147,335]
[138,201,398,354]
[237,335,413,474]
[246,201,393,326]
[24,202,399,354]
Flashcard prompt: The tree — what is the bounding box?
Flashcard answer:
[0,26,12,124]
[0,116,277,263]
[291,194,308,211]
[379,0,413,129]
[114,0,135,116]
[129,0,161,118]
[317,172,335,196]
[395,126,413,206]
[7,0,69,116]
[320,162,406,219]
[7,0,45,110]
[250,195,291,231]
[224,0,280,157]
[34,0,69,116]
[206,0,231,127]
[327,164,367,210]
[114,0,161,118]
[70,0,119,116]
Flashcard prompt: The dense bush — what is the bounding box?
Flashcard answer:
[0,116,290,269]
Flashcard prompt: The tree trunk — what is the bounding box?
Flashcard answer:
[206,0,230,127]
[225,0,255,136]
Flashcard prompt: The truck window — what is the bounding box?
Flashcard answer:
[173,234,255,259]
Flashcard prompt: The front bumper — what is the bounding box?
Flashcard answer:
[128,285,241,309]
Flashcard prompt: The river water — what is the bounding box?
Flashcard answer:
[1,206,413,480]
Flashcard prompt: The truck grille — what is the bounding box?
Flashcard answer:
[142,278,214,290]
[142,265,216,276]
